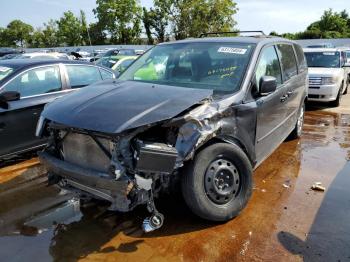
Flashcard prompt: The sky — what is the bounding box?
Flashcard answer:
[0,0,349,34]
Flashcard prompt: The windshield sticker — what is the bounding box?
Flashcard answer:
[218,47,247,55]
[323,52,336,56]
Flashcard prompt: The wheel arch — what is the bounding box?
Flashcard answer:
[194,136,255,167]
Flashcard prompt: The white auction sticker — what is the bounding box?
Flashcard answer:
[218,47,247,55]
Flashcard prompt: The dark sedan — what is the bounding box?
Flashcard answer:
[0,59,115,160]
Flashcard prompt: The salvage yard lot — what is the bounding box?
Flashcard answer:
[1,96,350,261]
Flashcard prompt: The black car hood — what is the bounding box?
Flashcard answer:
[42,80,213,134]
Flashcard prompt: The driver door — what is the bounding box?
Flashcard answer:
[254,45,289,164]
[0,65,66,158]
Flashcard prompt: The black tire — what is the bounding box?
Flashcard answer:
[343,83,348,95]
[181,143,253,221]
[330,91,341,107]
[289,102,305,140]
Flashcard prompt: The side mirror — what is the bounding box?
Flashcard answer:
[259,76,277,96]
[0,91,20,109]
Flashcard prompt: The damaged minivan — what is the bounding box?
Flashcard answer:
[37,35,308,232]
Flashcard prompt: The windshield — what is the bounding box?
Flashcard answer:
[0,66,14,81]
[305,51,341,68]
[119,42,255,94]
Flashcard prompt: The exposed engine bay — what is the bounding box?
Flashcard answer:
[38,98,240,232]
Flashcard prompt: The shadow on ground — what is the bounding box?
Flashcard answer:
[278,161,350,261]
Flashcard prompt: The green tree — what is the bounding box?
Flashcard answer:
[150,0,172,42]
[89,22,107,45]
[42,20,60,47]
[171,0,238,40]
[57,11,83,46]
[94,0,142,44]
[0,27,7,47]
[80,10,91,46]
[4,20,34,48]
[29,29,45,48]
[142,7,154,44]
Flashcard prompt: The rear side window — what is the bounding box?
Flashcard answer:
[276,44,298,81]
[66,65,102,88]
[4,66,62,97]
[293,44,307,72]
[255,46,282,89]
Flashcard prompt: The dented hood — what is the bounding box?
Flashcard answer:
[42,80,213,134]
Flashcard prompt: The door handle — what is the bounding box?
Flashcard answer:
[280,95,288,102]
[287,91,293,97]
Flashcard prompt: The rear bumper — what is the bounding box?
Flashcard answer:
[38,151,131,211]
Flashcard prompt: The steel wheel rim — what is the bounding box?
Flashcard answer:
[204,158,240,205]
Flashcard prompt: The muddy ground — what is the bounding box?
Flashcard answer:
[1,96,350,262]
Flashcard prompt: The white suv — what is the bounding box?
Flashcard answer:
[304,48,350,107]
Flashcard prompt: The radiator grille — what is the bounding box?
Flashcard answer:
[309,77,322,86]
[62,132,111,173]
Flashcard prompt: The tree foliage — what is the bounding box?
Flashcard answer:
[171,0,238,40]
[94,0,142,44]
[279,9,350,40]
[0,20,34,48]
[57,11,84,46]
[0,0,239,47]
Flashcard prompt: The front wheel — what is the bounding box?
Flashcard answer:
[181,143,253,221]
[330,89,341,107]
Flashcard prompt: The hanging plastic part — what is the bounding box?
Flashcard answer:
[142,190,164,233]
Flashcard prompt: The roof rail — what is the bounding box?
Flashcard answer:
[199,31,266,38]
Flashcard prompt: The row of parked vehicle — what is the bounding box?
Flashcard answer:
[0,33,349,233]
[0,47,143,76]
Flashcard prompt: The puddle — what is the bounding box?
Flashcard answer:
[0,110,350,261]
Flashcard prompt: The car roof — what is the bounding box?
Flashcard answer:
[21,52,65,56]
[159,36,294,46]
[303,48,340,52]
[0,59,93,70]
[337,46,350,51]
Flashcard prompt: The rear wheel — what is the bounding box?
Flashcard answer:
[289,102,305,139]
[181,143,252,221]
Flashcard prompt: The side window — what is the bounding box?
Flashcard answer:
[100,69,114,80]
[255,46,282,90]
[4,66,62,97]
[293,44,307,72]
[276,44,298,81]
[66,65,102,88]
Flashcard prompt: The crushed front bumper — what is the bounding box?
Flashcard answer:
[38,151,132,211]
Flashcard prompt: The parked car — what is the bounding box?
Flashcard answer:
[0,48,22,58]
[304,48,350,106]
[111,56,138,76]
[0,53,20,60]
[96,49,137,68]
[339,47,350,90]
[16,52,72,60]
[307,43,335,48]
[37,35,308,232]
[0,59,115,160]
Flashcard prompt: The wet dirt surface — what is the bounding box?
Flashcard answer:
[1,102,350,261]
